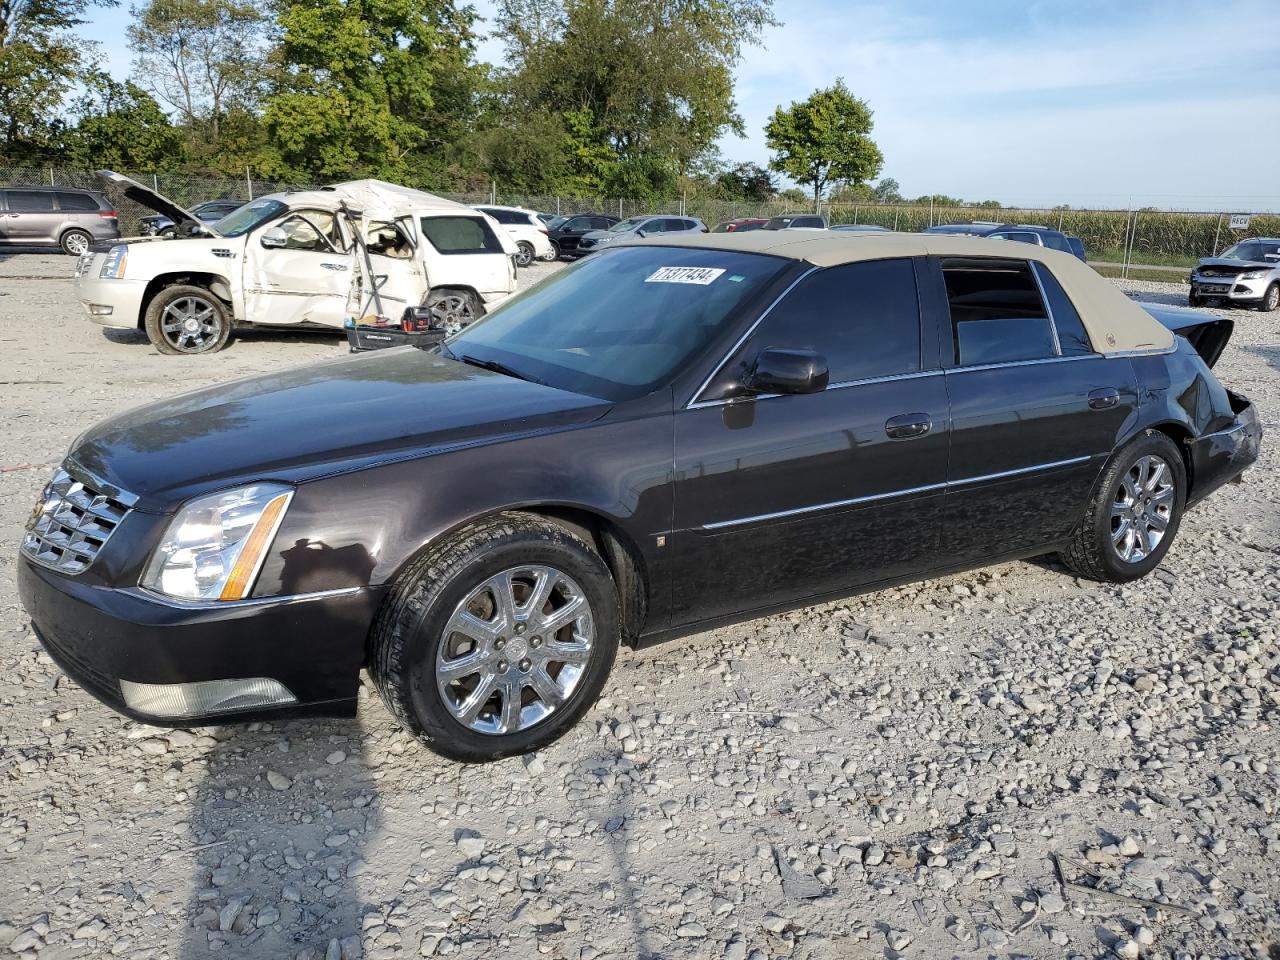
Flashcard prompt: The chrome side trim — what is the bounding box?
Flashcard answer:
[689,367,944,410]
[685,266,820,408]
[700,454,1096,530]
[1028,261,1063,356]
[949,353,1098,374]
[702,481,947,530]
[134,585,362,610]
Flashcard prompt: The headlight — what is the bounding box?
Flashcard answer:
[99,245,127,279]
[142,484,292,601]
[1240,269,1269,280]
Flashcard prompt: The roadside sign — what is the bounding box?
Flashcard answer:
[1229,214,1251,230]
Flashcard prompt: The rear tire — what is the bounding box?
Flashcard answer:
[1060,431,1185,583]
[60,229,91,256]
[369,513,620,762]
[539,243,558,262]
[1259,283,1279,312]
[424,287,484,335]
[515,241,535,268]
[143,284,233,355]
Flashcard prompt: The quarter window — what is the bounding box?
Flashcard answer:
[942,257,1057,366]
[56,191,99,212]
[723,258,922,390]
[1032,262,1094,355]
[420,216,505,255]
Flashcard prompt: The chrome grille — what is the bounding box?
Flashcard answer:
[22,468,133,575]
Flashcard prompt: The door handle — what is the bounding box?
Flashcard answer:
[1088,388,1120,410]
[321,262,348,271]
[885,413,932,440]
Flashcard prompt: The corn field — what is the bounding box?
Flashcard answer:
[4,166,1276,266]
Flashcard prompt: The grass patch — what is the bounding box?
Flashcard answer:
[1094,265,1191,284]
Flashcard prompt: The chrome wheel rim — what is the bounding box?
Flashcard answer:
[1110,454,1174,563]
[436,565,594,736]
[515,242,534,267]
[1266,286,1279,311]
[428,294,476,335]
[160,296,222,352]
[65,233,89,255]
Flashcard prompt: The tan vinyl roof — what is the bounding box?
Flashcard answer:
[621,231,1174,355]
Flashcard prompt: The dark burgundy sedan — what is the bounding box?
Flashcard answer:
[19,233,1261,760]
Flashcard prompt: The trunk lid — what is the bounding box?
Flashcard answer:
[1140,303,1233,368]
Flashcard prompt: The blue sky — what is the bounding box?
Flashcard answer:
[78,0,1280,211]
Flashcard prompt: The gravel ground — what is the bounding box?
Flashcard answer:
[1,254,1278,960]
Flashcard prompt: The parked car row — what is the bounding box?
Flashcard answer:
[140,198,245,238]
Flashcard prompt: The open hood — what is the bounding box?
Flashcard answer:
[1140,302,1233,368]
[96,170,218,237]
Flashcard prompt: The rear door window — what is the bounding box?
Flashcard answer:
[716,258,922,392]
[6,190,55,212]
[55,192,99,212]
[940,257,1058,365]
[421,216,505,255]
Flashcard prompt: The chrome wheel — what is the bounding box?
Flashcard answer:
[515,241,534,267]
[160,295,223,352]
[436,565,594,736]
[1110,454,1175,563]
[62,231,90,255]
[428,292,478,335]
[1264,284,1279,312]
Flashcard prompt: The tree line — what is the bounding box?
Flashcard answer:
[1,0,1000,206]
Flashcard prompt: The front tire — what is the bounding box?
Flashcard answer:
[60,229,91,256]
[1188,291,1203,308]
[1260,283,1279,312]
[143,284,233,355]
[369,513,619,761]
[1060,431,1185,582]
[515,241,535,267]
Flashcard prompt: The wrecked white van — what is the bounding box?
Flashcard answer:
[76,173,519,355]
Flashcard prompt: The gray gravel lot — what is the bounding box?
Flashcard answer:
[1,253,1277,960]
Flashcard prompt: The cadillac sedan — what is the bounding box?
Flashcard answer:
[19,233,1261,761]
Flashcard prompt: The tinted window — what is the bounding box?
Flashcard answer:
[1042,233,1071,253]
[56,191,99,211]
[565,217,592,230]
[6,190,55,212]
[942,257,1056,366]
[594,218,614,229]
[1032,262,1093,355]
[990,231,1040,245]
[727,259,921,387]
[421,216,505,254]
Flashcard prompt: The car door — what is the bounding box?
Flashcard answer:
[358,219,422,318]
[930,256,1139,566]
[2,190,60,242]
[418,214,513,299]
[669,257,950,626]
[242,208,354,328]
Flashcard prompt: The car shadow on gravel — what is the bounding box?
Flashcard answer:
[100,328,347,352]
[1245,344,1280,374]
[180,718,375,959]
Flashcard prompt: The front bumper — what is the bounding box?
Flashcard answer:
[18,556,374,724]
[1187,391,1262,507]
[1190,275,1269,303]
[78,276,147,329]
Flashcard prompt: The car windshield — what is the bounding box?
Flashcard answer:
[214,198,288,237]
[1221,240,1280,262]
[444,245,789,401]
[608,218,646,233]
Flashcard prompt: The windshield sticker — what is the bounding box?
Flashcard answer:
[645,266,726,285]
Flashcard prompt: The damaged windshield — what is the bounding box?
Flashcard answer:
[214,199,288,238]
[443,245,788,401]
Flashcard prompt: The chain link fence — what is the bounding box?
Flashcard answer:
[4,166,1276,267]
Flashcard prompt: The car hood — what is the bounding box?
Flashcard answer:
[96,170,216,237]
[1140,302,1233,368]
[1196,257,1277,270]
[68,350,611,511]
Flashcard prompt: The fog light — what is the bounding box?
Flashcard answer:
[87,304,114,316]
[119,677,296,718]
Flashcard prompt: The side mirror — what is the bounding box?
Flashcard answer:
[743,348,829,395]
[635,229,646,238]
[260,227,288,249]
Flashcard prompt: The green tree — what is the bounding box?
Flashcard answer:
[715,161,775,201]
[260,0,479,181]
[871,176,902,204]
[63,71,186,168]
[490,0,776,196]
[128,0,267,162]
[975,199,1002,209]
[764,79,883,206]
[0,0,115,159]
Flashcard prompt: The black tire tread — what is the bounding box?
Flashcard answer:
[143,283,232,355]
[368,511,616,759]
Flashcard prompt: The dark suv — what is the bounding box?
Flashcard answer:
[0,187,120,254]
[547,214,620,258]
[986,224,1087,261]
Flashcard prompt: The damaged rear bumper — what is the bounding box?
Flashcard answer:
[1187,391,1262,507]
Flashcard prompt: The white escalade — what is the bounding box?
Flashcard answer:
[77,173,519,355]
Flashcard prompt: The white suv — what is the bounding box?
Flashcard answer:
[77,173,519,355]
[474,205,556,267]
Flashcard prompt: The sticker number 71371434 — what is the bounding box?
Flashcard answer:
[645,266,726,285]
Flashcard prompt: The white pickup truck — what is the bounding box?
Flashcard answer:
[77,173,519,355]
